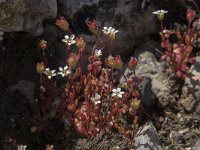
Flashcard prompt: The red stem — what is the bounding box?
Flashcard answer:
[109,40,113,55]
[160,20,163,31]
[66,46,70,60]
[92,34,98,55]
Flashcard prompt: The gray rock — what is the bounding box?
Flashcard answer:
[61,0,158,57]
[0,86,32,147]
[120,51,170,104]
[0,0,6,4]
[180,57,200,112]
[170,131,184,144]
[184,56,200,102]
[193,139,200,150]
[9,80,35,103]
[0,31,3,40]
[42,24,58,47]
[61,0,100,18]
[0,0,57,36]
[138,77,155,107]
[134,121,163,150]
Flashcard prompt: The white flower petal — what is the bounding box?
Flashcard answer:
[59,67,63,71]
[120,91,125,95]
[118,94,122,98]
[114,30,119,33]
[110,28,115,33]
[48,76,52,79]
[64,66,68,70]
[52,73,57,76]
[95,101,101,104]
[70,34,75,40]
[103,26,108,30]
[117,88,121,92]
[71,40,76,44]
[112,89,117,92]
[161,9,168,13]
[46,68,50,71]
[112,93,116,97]
[62,39,68,43]
[52,70,56,73]
[64,35,69,39]
[108,27,112,31]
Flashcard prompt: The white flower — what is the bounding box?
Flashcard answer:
[95,49,102,56]
[111,88,125,98]
[102,26,119,40]
[62,34,76,46]
[57,65,71,77]
[102,26,119,35]
[152,9,168,15]
[44,68,56,79]
[91,94,101,105]
[102,26,112,35]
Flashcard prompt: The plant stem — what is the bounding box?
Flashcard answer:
[92,34,98,55]
[66,46,70,59]
[160,21,163,31]
[109,39,113,55]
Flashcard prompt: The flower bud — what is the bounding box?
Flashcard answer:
[128,57,137,70]
[131,98,141,110]
[46,144,54,150]
[76,37,86,50]
[36,62,45,74]
[153,10,168,21]
[107,55,123,69]
[67,53,79,68]
[187,9,196,23]
[176,70,182,78]
[87,20,98,34]
[55,16,69,31]
[39,39,47,50]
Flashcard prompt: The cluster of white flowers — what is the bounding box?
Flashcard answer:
[44,65,71,79]
[90,87,125,105]
[102,26,119,35]
[61,25,119,46]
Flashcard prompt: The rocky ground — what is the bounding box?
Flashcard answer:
[0,0,200,150]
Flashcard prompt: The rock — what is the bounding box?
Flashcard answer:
[0,87,32,140]
[42,24,58,47]
[0,0,6,4]
[193,139,200,150]
[180,56,200,111]
[74,132,129,150]
[119,50,171,106]
[0,31,3,40]
[170,131,184,144]
[9,80,35,103]
[138,77,155,107]
[0,0,57,36]
[134,121,163,150]
[135,51,163,80]
[60,0,158,57]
